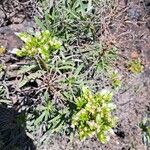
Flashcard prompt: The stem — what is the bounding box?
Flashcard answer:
[35,55,49,71]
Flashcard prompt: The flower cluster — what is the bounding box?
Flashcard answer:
[72,87,117,143]
[13,30,62,62]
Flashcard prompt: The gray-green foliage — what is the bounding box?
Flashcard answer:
[35,0,103,44]
[0,85,11,104]
[140,106,150,147]
[26,90,70,144]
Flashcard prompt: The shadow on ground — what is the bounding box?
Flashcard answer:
[0,104,36,150]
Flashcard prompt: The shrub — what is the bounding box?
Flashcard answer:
[72,87,117,143]
[13,30,62,62]
[128,59,143,74]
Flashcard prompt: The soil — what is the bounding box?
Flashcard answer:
[0,0,150,150]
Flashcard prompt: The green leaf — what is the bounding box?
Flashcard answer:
[0,99,11,104]
[96,114,101,124]
[97,132,107,144]
[34,113,45,126]
[34,16,47,30]
[18,77,29,88]
[74,64,84,76]
[17,65,36,74]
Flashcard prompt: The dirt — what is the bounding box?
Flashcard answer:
[0,0,150,150]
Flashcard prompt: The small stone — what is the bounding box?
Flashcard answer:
[131,51,139,59]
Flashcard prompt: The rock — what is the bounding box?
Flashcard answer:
[144,0,150,13]
[144,0,150,7]
[128,6,142,21]
[131,51,139,59]
[0,20,35,51]
[0,26,23,51]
